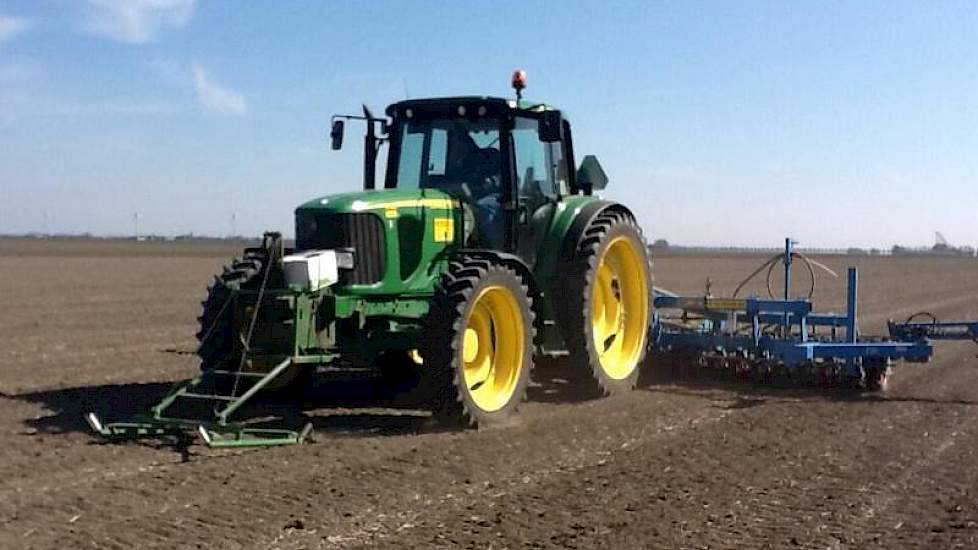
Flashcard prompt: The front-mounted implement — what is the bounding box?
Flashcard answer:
[88,233,317,447]
[86,357,313,448]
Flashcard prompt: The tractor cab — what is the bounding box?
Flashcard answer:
[328,75,607,268]
[383,96,572,257]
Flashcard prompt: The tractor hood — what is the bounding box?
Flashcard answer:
[294,188,472,291]
[296,188,458,216]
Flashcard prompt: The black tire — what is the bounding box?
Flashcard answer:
[195,249,268,368]
[422,255,535,428]
[194,237,306,394]
[557,210,652,396]
[864,357,891,392]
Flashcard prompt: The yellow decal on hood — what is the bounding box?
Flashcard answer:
[433,217,454,242]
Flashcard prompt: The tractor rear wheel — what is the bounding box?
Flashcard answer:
[558,210,652,395]
[423,256,535,427]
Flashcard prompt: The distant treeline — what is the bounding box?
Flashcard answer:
[1,233,261,244]
[3,233,974,257]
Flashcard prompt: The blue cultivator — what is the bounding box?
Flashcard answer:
[652,238,976,390]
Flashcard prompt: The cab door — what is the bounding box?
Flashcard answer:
[511,116,570,269]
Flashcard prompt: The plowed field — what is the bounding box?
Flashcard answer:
[1,239,976,549]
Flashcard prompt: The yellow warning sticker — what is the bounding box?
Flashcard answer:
[384,206,399,219]
[433,217,454,242]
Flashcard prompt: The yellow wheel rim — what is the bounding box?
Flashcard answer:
[461,285,525,412]
[590,235,649,379]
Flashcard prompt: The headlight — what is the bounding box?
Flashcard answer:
[334,248,355,270]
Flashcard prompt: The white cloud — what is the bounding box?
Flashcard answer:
[0,15,31,43]
[192,64,247,116]
[83,0,195,44]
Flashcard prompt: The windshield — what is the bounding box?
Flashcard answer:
[389,117,501,195]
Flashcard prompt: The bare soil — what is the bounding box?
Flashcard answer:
[1,239,977,549]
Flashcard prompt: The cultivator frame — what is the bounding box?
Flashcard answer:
[652,239,972,387]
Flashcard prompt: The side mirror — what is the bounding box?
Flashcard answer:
[576,155,608,194]
[539,110,562,142]
[330,119,345,150]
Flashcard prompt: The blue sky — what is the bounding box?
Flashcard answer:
[0,1,975,247]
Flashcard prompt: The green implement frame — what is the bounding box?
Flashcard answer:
[85,357,313,448]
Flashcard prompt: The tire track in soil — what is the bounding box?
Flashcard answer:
[275,348,978,550]
[0,391,721,549]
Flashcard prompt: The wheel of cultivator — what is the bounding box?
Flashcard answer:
[423,256,535,428]
[864,358,891,392]
[558,210,652,396]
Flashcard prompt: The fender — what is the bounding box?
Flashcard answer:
[458,249,542,301]
[532,196,637,282]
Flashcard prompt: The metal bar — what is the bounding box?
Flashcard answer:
[216,357,293,422]
[844,267,859,373]
[888,320,978,341]
[181,392,237,401]
[198,423,313,448]
[755,313,848,327]
[764,340,933,365]
[783,238,792,332]
[208,370,268,378]
[746,299,812,315]
[846,267,858,343]
[150,376,202,417]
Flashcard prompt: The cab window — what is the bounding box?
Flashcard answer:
[512,117,556,202]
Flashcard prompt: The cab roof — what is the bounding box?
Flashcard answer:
[385,96,557,118]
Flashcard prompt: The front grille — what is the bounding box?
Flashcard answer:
[297,213,386,284]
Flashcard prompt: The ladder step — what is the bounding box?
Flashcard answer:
[207,370,268,378]
[181,392,238,402]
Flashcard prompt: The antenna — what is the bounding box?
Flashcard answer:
[42,210,49,236]
[230,212,237,238]
[132,211,140,240]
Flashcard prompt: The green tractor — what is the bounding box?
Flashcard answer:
[88,74,653,446]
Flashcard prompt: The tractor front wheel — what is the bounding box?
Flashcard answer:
[423,256,535,427]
